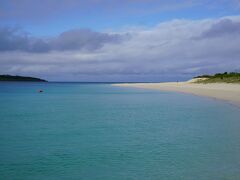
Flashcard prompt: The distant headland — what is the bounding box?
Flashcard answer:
[0,75,47,82]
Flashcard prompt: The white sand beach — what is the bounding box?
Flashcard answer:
[113,80,240,106]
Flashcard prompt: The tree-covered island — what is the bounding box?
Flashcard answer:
[0,75,47,82]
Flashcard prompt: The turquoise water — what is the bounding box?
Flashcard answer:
[0,82,240,179]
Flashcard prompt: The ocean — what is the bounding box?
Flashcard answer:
[0,82,240,179]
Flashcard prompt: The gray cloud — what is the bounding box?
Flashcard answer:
[0,27,50,52]
[200,19,240,38]
[0,27,28,51]
[0,27,127,52]
[0,16,240,81]
[51,29,125,51]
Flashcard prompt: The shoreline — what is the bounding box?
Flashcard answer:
[113,81,240,107]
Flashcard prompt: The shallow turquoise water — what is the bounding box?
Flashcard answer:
[0,82,240,179]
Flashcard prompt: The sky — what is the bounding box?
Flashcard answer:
[0,0,240,82]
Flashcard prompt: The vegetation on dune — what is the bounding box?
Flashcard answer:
[0,75,47,82]
[194,72,240,83]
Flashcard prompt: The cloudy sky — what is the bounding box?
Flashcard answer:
[0,0,240,81]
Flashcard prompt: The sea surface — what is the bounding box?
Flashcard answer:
[0,82,240,179]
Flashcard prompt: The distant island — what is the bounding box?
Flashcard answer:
[194,72,240,83]
[0,75,47,82]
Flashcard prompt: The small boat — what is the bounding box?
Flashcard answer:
[38,90,43,93]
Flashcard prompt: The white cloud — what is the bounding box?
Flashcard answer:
[1,16,240,81]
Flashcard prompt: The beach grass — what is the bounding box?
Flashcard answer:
[194,72,240,84]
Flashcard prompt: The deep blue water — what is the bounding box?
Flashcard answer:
[0,82,240,179]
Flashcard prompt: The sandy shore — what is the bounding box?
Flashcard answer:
[113,80,240,106]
